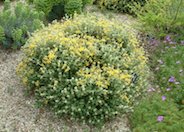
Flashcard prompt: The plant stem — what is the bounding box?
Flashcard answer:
[171,0,183,25]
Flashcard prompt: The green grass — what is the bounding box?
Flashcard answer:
[130,42,184,131]
[131,94,184,132]
[152,43,184,109]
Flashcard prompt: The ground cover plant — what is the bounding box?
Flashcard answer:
[131,39,184,131]
[151,39,184,109]
[131,93,184,131]
[130,31,184,131]
[17,14,149,126]
[0,0,44,49]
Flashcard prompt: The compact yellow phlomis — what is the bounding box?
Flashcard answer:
[17,14,149,124]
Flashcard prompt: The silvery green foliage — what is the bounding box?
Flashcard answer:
[0,0,44,49]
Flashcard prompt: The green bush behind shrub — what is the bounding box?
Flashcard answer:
[17,14,149,126]
[31,0,92,21]
[96,0,147,14]
[64,0,83,15]
[0,0,44,49]
[0,26,5,42]
[133,0,184,39]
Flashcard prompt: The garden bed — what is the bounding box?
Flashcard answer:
[0,3,133,131]
[0,49,131,131]
[1,0,183,131]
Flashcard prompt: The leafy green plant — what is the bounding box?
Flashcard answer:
[0,0,12,1]
[82,0,93,7]
[96,0,147,14]
[47,0,65,21]
[0,0,44,49]
[131,94,184,132]
[32,0,92,21]
[32,0,62,16]
[64,0,83,15]
[133,0,184,38]
[0,26,5,43]
[17,14,149,126]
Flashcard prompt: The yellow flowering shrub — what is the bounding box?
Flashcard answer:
[17,14,149,125]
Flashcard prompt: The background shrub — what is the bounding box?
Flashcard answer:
[131,94,184,131]
[0,0,44,49]
[17,14,149,125]
[0,0,12,1]
[32,0,92,21]
[32,0,62,16]
[82,0,93,7]
[64,0,83,15]
[96,0,147,14]
[133,0,184,39]
[0,26,5,42]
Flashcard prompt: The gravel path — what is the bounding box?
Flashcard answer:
[0,50,68,132]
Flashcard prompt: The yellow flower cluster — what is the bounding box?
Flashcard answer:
[77,65,110,88]
[43,50,56,64]
[104,67,132,85]
[61,63,70,73]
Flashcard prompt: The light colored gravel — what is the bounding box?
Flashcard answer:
[85,5,137,26]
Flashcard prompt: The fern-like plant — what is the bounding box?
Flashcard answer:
[64,0,83,15]
[96,0,147,14]
[0,0,44,49]
[32,0,92,21]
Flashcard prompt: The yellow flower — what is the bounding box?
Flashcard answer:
[29,43,36,49]
[77,79,85,86]
[27,69,34,76]
[104,66,131,85]
[121,94,130,103]
[35,80,40,87]
[43,50,56,64]
[61,63,67,70]
[96,81,104,87]
[75,30,81,34]
[96,80,109,88]
[64,66,70,72]
[120,74,132,85]
[16,61,27,74]
[22,77,28,85]
[48,50,56,59]
[78,47,85,52]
